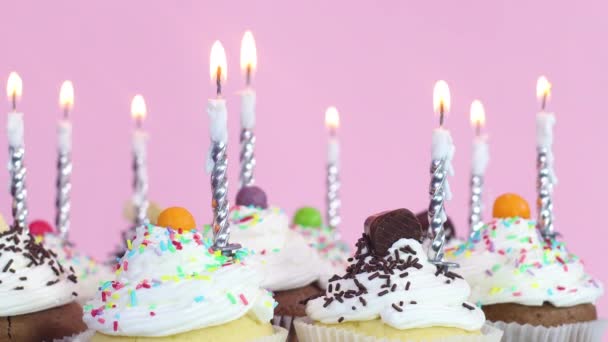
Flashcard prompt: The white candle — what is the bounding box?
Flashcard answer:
[325,106,340,164]
[240,30,257,130]
[431,127,455,200]
[240,89,256,130]
[58,80,74,153]
[536,76,557,184]
[6,72,24,148]
[208,98,228,143]
[7,112,24,148]
[131,95,148,158]
[469,100,489,176]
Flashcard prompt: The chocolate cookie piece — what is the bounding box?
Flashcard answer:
[364,209,423,256]
[483,302,597,326]
[235,185,268,209]
[274,283,324,317]
[416,210,456,242]
[0,302,86,342]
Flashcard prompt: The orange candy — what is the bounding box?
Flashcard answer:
[492,193,531,219]
[157,207,197,231]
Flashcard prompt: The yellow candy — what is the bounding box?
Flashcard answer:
[157,207,197,231]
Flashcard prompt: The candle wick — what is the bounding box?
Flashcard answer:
[475,123,481,137]
[216,67,222,97]
[136,117,143,130]
[11,94,16,112]
[63,107,69,120]
[541,94,547,111]
[246,65,252,87]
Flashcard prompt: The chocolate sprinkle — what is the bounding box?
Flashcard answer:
[462,303,475,311]
[378,290,389,296]
[392,303,403,312]
[338,317,344,323]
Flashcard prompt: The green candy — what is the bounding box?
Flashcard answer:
[293,207,323,229]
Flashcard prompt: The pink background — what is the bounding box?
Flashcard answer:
[0,0,606,318]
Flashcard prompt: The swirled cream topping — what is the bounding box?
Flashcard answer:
[291,224,350,289]
[0,228,78,316]
[83,224,276,337]
[306,236,485,331]
[42,234,113,303]
[206,205,322,291]
[446,217,604,307]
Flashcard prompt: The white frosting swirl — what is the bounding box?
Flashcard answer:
[307,237,485,331]
[291,224,350,289]
[0,228,78,316]
[42,234,113,303]
[83,224,276,337]
[446,217,604,307]
[211,206,322,291]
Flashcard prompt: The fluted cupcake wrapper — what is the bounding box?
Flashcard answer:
[55,325,288,342]
[294,317,503,342]
[274,315,305,342]
[488,319,607,342]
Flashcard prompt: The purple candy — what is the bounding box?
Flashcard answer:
[235,186,268,209]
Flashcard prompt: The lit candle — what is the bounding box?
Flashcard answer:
[56,80,74,239]
[208,40,239,254]
[6,72,28,231]
[325,106,341,232]
[131,94,149,228]
[427,80,457,268]
[468,100,489,235]
[536,76,557,238]
[239,30,258,188]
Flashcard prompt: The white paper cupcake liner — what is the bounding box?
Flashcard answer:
[488,319,607,342]
[55,325,288,342]
[273,315,304,341]
[294,317,503,342]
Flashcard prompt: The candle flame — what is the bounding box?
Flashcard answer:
[240,31,257,74]
[131,95,147,121]
[536,75,551,101]
[59,80,74,111]
[210,40,228,83]
[433,80,451,115]
[6,72,23,101]
[469,100,485,127]
[325,106,340,130]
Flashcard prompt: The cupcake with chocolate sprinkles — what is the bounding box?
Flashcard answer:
[0,227,86,341]
[80,207,287,341]
[446,193,605,342]
[29,219,113,304]
[207,186,324,341]
[290,206,351,289]
[295,208,502,342]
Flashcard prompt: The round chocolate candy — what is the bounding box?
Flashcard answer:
[364,208,423,256]
[416,210,456,243]
[235,186,268,209]
[292,207,323,228]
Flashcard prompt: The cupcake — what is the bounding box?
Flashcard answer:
[296,208,502,342]
[0,226,86,341]
[446,193,605,341]
[290,206,351,289]
[82,207,286,341]
[28,219,113,304]
[212,186,324,340]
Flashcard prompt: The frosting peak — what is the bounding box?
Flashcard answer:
[306,235,485,331]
